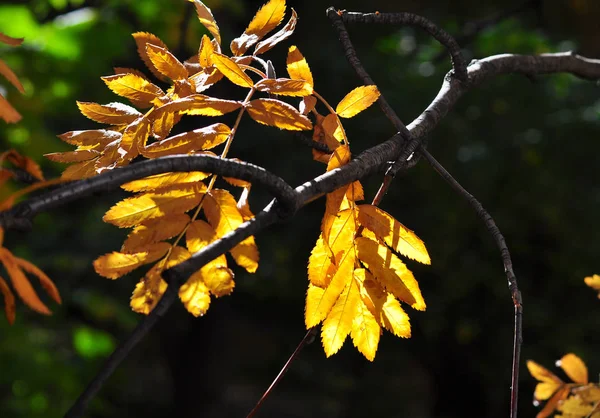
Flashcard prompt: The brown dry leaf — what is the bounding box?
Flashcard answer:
[94,242,171,279]
[142,122,231,158]
[0,94,21,123]
[300,95,316,115]
[145,44,188,81]
[254,8,297,55]
[286,45,313,87]
[230,0,286,56]
[0,275,15,324]
[132,32,170,81]
[246,98,311,130]
[254,78,312,96]
[188,0,221,46]
[0,59,25,94]
[336,85,381,118]
[0,33,24,46]
[102,73,164,108]
[210,53,254,88]
[77,101,141,125]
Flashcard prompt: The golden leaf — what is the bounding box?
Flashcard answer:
[77,101,141,125]
[336,85,380,118]
[356,236,426,311]
[189,67,224,93]
[230,237,259,273]
[93,139,128,174]
[188,0,221,46]
[179,272,211,316]
[45,150,99,163]
[145,43,188,81]
[203,266,235,297]
[246,98,312,131]
[0,275,15,324]
[351,270,382,361]
[0,248,50,315]
[286,45,313,87]
[527,360,564,401]
[210,53,254,88]
[321,278,359,357]
[326,144,351,172]
[122,214,191,252]
[153,95,242,119]
[346,181,364,202]
[103,183,207,228]
[322,113,345,144]
[61,159,98,180]
[307,234,336,287]
[537,386,570,418]
[0,59,25,93]
[122,172,209,193]
[321,208,356,261]
[230,0,286,56]
[0,94,21,123]
[142,123,231,158]
[57,129,122,147]
[357,204,431,265]
[131,263,168,314]
[132,32,170,81]
[254,8,297,55]
[557,353,588,384]
[556,396,595,417]
[101,73,164,108]
[198,35,215,67]
[584,274,600,298]
[254,78,312,96]
[93,242,171,279]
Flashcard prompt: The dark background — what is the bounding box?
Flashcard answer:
[1,0,599,417]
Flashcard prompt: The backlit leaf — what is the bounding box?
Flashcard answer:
[321,278,359,357]
[308,234,336,287]
[145,44,188,81]
[351,270,381,361]
[189,67,224,93]
[326,144,351,171]
[286,45,313,87]
[0,276,15,324]
[61,159,98,180]
[204,266,235,296]
[45,150,99,163]
[198,35,215,67]
[132,32,170,81]
[527,360,563,401]
[336,85,380,118]
[230,0,286,56]
[211,53,254,88]
[230,236,259,273]
[102,73,164,108]
[584,274,600,298]
[358,204,431,265]
[57,129,122,147]
[130,263,168,314]
[153,95,242,119]
[142,123,231,158]
[103,183,207,228]
[246,98,311,130]
[77,102,141,125]
[179,272,211,316]
[356,236,425,311]
[322,113,345,143]
[122,172,209,192]
[254,78,312,96]
[122,214,191,252]
[94,242,171,279]
[254,8,297,55]
[188,0,221,46]
[556,353,588,384]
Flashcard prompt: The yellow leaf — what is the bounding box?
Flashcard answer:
[336,85,380,118]
[536,386,570,418]
[557,353,588,384]
[286,45,313,87]
[0,94,21,123]
[122,214,191,252]
[307,234,336,287]
[142,123,231,158]
[132,32,169,81]
[131,263,168,314]
[145,43,188,81]
[246,98,312,131]
[321,278,359,357]
[211,53,254,88]
[254,78,312,96]
[186,219,219,253]
[12,256,61,305]
[527,360,564,401]
[230,0,286,56]
[122,172,209,193]
[356,236,426,311]
[189,67,224,93]
[0,248,50,315]
[203,266,235,296]
[188,0,221,46]
[94,242,171,279]
[179,272,211,316]
[60,159,98,180]
[151,108,179,141]
[77,101,141,125]
[321,113,345,144]
[556,396,594,417]
[305,246,355,328]
[321,208,356,262]
[351,270,381,361]
[236,185,254,221]
[101,73,164,108]
[0,58,24,93]
[346,181,364,202]
[0,275,15,324]
[93,139,128,174]
[57,129,122,147]
[584,274,600,298]
[357,204,431,265]
[326,144,351,172]
[153,95,242,119]
[198,35,215,67]
[44,150,99,163]
[254,8,297,55]
[103,183,207,228]
[230,236,259,273]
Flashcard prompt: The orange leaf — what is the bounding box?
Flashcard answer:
[0,275,15,324]
[322,113,345,144]
[57,129,122,147]
[0,59,25,93]
[94,242,171,279]
[230,0,286,56]
[254,8,297,55]
[153,95,242,119]
[246,98,312,130]
[0,32,24,46]
[210,53,254,88]
[300,95,316,115]
[0,248,51,315]
[45,150,100,163]
[142,122,231,158]
[132,32,170,81]
[3,150,45,180]
[103,183,207,228]
[145,43,188,81]
[188,0,221,46]
[102,73,164,108]
[61,158,98,180]
[0,94,21,123]
[584,274,600,298]
[121,172,209,193]
[12,256,61,305]
[286,45,313,87]
[336,85,380,118]
[122,214,191,252]
[254,78,312,96]
[77,101,141,125]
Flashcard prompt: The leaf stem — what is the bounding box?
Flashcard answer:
[312,91,349,145]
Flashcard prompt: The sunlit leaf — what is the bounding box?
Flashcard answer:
[254,78,312,96]
[121,172,209,192]
[101,73,164,108]
[144,43,188,81]
[57,129,122,147]
[152,95,242,119]
[77,102,141,125]
[527,360,564,401]
[351,269,382,360]
[45,150,100,163]
[211,53,254,88]
[336,85,380,118]
[94,242,171,279]
[584,274,600,298]
[326,144,351,172]
[246,98,312,130]
[130,263,167,314]
[188,0,221,46]
[179,272,211,316]
[556,353,588,384]
[132,32,170,81]
[142,123,231,158]
[122,214,191,252]
[321,278,359,357]
[286,45,313,87]
[307,234,336,287]
[254,8,297,55]
[230,0,286,56]
[61,158,98,180]
[198,34,215,67]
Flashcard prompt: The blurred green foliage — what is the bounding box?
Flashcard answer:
[1,1,600,417]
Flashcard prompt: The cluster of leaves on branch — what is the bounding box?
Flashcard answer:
[528,353,600,418]
[0,151,62,323]
[0,32,26,123]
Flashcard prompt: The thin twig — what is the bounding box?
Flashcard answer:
[420,149,522,418]
[246,328,317,418]
[293,132,332,153]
